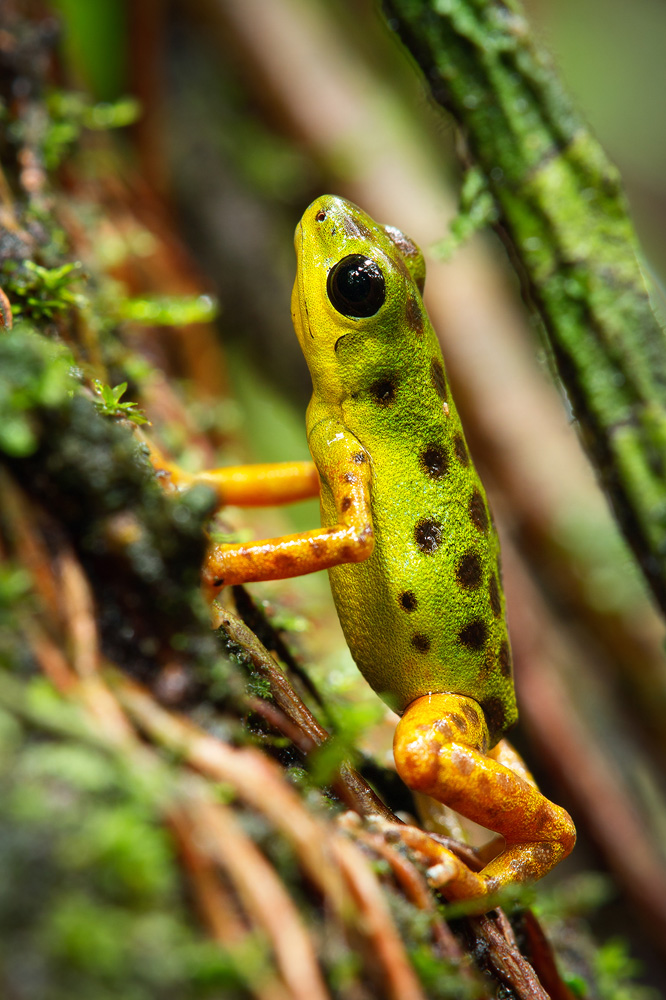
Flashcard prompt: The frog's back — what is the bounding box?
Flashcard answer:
[330,319,517,743]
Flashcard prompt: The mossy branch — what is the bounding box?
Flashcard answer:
[383,0,666,614]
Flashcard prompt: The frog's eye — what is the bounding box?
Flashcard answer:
[327,255,385,318]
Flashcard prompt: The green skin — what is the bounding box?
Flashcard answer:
[292,195,517,744]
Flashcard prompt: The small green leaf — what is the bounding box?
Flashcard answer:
[119,294,219,326]
[92,380,149,426]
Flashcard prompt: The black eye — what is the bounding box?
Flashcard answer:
[327,254,385,318]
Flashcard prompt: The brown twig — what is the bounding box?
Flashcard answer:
[214,604,396,821]
[27,623,80,696]
[168,805,248,946]
[110,671,470,995]
[331,835,426,1000]
[183,794,331,1000]
[467,913,550,1000]
[0,469,63,627]
[516,910,577,1000]
[110,668,348,907]
[232,585,326,709]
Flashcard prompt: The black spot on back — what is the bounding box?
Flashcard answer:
[489,574,501,617]
[405,296,423,336]
[498,640,512,677]
[453,433,469,467]
[414,518,442,554]
[399,591,418,612]
[469,488,489,533]
[369,377,396,406]
[430,359,447,401]
[352,452,366,464]
[341,496,352,513]
[456,550,482,590]
[411,633,431,653]
[458,618,488,650]
[420,444,448,480]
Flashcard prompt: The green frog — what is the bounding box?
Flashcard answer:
[153,195,575,905]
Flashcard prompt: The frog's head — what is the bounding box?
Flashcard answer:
[292,195,426,405]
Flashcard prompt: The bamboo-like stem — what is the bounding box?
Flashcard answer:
[383,0,666,614]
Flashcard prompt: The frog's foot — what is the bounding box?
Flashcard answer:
[393,693,575,907]
[370,818,488,901]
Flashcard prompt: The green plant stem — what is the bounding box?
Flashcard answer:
[383,0,666,615]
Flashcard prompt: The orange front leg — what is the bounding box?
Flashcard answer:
[142,422,375,590]
[204,422,374,587]
[393,693,575,905]
[144,433,320,507]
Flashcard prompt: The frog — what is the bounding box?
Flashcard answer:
[152,194,575,906]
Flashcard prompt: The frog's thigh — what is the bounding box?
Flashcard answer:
[204,436,373,588]
[393,693,575,897]
[487,737,538,788]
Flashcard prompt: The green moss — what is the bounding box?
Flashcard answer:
[409,945,481,999]
[385,0,666,610]
[0,327,74,457]
[431,166,497,260]
[594,939,660,1000]
[0,327,247,714]
[0,701,256,1000]
[41,90,141,170]
[1,261,86,321]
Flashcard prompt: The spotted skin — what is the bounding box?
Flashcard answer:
[456,550,483,590]
[294,200,517,741]
[394,695,575,901]
[405,295,423,336]
[430,358,447,401]
[469,489,489,533]
[453,432,469,466]
[489,574,502,617]
[166,194,574,908]
[420,444,448,480]
[293,195,573,906]
[399,590,418,612]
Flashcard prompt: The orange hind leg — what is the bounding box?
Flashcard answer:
[393,693,575,905]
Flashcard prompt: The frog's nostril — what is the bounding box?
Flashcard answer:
[315,210,327,222]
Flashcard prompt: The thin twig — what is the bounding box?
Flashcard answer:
[184,794,332,1000]
[214,605,396,821]
[331,835,426,1000]
[110,669,348,907]
[168,806,248,945]
[467,914,550,1000]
